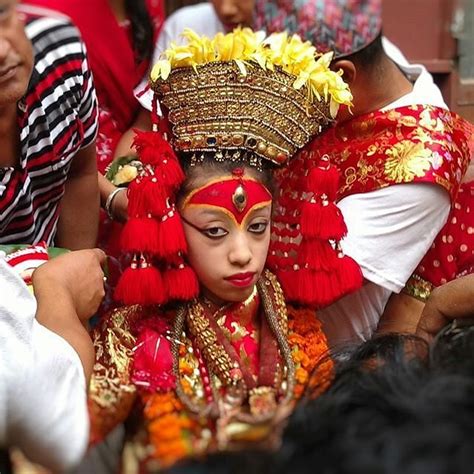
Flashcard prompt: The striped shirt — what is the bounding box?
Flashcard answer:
[0,9,98,245]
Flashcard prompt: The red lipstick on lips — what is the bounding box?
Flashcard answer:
[224,272,255,287]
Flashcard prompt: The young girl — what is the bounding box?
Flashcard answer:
[88,28,358,470]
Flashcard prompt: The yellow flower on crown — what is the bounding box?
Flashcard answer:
[151,28,352,112]
[150,28,353,166]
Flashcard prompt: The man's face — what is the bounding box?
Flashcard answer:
[0,0,33,107]
[211,0,254,30]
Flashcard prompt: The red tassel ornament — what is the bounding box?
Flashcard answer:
[155,156,185,191]
[121,216,160,253]
[300,199,347,240]
[158,209,187,257]
[305,162,339,201]
[133,130,185,190]
[164,264,199,300]
[298,240,339,271]
[114,256,166,305]
[335,253,364,296]
[127,176,169,218]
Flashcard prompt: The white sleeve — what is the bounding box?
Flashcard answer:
[338,183,450,293]
[0,260,88,471]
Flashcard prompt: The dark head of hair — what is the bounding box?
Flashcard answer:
[125,0,154,63]
[166,332,474,474]
[431,319,474,376]
[340,32,385,70]
[176,151,276,203]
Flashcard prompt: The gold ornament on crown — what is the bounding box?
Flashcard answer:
[150,28,353,166]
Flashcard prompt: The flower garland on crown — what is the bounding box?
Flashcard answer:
[151,28,353,118]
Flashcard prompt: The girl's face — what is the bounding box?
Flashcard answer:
[211,0,254,30]
[180,173,272,304]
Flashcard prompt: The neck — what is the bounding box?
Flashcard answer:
[201,285,258,316]
[0,104,20,168]
[342,55,413,122]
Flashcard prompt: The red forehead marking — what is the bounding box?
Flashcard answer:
[183,178,272,225]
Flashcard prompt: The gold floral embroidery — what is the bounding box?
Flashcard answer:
[384,141,433,182]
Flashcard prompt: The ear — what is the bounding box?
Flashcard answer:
[331,59,357,85]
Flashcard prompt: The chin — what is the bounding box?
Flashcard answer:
[208,285,254,304]
[0,81,29,107]
[225,286,255,303]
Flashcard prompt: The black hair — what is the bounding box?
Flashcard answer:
[167,331,474,474]
[125,0,154,63]
[343,32,385,69]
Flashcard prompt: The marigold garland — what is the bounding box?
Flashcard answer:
[288,306,334,399]
[139,305,333,469]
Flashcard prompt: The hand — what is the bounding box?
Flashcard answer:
[416,274,474,342]
[32,249,106,322]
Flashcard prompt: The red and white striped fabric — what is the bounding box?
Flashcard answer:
[0,7,98,245]
[4,242,49,285]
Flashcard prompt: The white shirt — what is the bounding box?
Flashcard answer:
[318,40,450,348]
[0,258,89,471]
[135,2,222,110]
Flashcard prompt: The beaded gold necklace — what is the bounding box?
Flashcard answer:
[170,270,296,425]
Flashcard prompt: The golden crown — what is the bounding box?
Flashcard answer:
[150,28,352,166]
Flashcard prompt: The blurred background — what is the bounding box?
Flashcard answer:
[164,0,474,121]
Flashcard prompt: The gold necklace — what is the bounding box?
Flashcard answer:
[170,270,295,423]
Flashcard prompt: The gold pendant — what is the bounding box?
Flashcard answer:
[248,386,277,418]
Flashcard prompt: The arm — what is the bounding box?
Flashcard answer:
[99,173,128,223]
[416,274,474,341]
[97,108,151,223]
[31,248,106,381]
[378,291,425,334]
[113,107,151,160]
[56,142,100,249]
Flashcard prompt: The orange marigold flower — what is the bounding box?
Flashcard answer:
[149,414,185,440]
[145,393,178,418]
[294,384,304,398]
[179,360,194,376]
[295,367,309,384]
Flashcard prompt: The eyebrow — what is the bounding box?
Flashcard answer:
[197,209,228,220]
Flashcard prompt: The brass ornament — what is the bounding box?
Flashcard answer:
[152,62,333,166]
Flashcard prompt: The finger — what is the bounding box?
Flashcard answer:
[91,248,107,265]
[416,309,447,342]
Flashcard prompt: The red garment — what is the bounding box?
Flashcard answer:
[26,0,164,171]
[270,105,473,307]
[415,180,474,286]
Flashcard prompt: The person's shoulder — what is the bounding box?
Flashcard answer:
[19,4,82,48]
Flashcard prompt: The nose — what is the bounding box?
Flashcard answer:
[228,232,252,267]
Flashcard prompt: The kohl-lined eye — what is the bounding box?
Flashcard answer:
[248,221,269,234]
[202,227,229,239]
